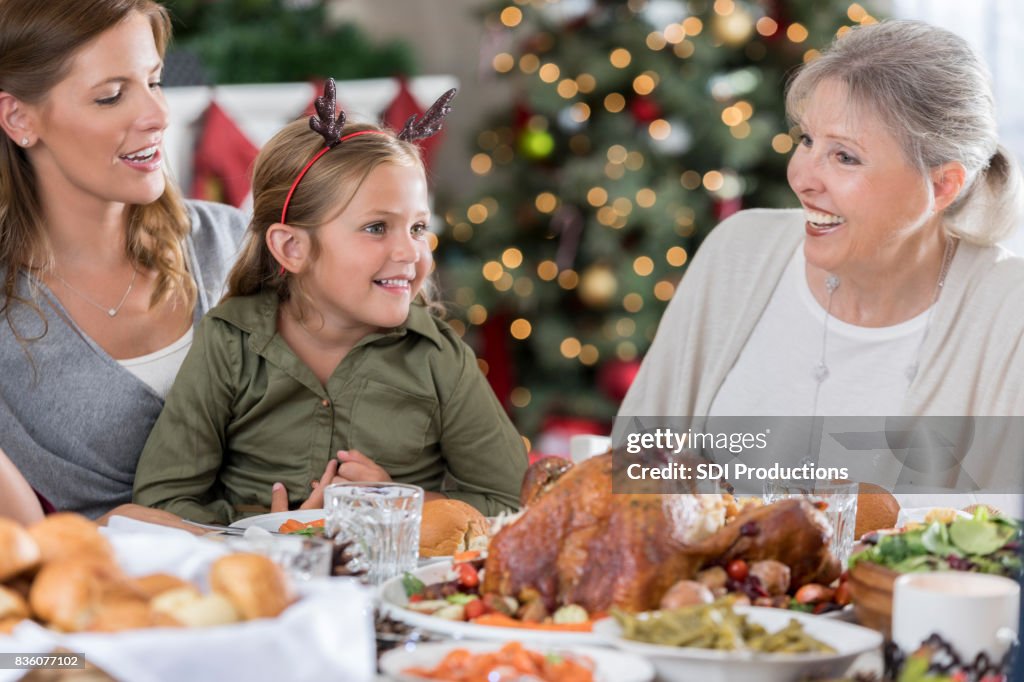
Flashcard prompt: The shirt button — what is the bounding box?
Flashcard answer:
[321,399,330,407]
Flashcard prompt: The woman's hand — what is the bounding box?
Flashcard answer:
[335,449,392,483]
[269,459,341,513]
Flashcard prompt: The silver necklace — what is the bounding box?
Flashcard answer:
[53,265,139,317]
[810,235,958,416]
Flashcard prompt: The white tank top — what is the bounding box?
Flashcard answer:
[117,327,194,399]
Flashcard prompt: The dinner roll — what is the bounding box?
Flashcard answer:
[130,573,193,599]
[86,600,179,633]
[419,498,490,558]
[0,617,26,635]
[0,518,40,581]
[0,585,29,620]
[29,557,123,632]
[28,513,114,566]
[151,589,240,628]
[856,483,900,538]
[209,554,293,620]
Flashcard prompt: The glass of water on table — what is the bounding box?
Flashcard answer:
[324,482,424,586]
[763,479,859,567]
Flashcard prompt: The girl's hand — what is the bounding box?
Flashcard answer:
[269,459,341,512]
[335,449,392,483]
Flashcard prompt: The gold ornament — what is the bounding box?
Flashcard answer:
[712,8,755,47]
[578,264,618,308]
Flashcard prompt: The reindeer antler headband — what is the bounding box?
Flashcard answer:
[280,78,458,224]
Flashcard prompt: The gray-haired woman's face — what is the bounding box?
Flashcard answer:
[786,79,939,278]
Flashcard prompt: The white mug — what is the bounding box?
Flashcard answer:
[892,572,1019,661]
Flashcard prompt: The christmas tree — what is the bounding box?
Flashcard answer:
[439,0,882,448]
[161,0,413,85]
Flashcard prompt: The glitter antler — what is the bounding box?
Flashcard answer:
[309,78,346,147]
[397,88,458,142]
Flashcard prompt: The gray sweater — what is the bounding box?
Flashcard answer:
[0,201,248,518]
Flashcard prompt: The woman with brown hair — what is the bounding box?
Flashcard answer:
[0,0,247,518]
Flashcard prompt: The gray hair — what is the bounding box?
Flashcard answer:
[786,19,1023,246]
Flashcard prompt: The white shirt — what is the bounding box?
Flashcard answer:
[709,246,931,417]
[118,327,194,399]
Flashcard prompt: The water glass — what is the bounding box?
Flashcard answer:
[763,480,859,567]
[324,482,424,585]
[228,532,333,581]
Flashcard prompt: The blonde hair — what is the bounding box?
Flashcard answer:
[225,118,444,316]
[0,0,195,337]
[786,19,1023,246]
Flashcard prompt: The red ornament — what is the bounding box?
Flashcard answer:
[714,196,743,221]
[598,359,641,403]
[629,96,663,124]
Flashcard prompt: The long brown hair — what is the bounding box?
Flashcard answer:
[225,118,443,317]
[0,0,194,339]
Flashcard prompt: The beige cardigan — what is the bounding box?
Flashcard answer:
[619,208,1024,418]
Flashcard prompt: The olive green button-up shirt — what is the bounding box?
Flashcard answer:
[133,291,527,524]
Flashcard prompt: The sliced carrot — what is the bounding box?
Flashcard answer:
[404,642,594,681]
[469,612,594,632]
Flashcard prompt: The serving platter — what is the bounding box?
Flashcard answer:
[229,509,325,532]
[593,605,883,682]
[378,560,603,645]
[380,640,655,682]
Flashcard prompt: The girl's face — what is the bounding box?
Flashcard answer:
[25,11,169,209]
[303,161,432,337]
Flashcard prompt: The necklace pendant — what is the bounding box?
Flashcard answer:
[107,308,117,317]
[813,362,830,383]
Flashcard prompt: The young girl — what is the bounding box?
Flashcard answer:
[133,82,527,524]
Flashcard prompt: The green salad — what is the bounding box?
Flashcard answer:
[849,508,1021,577]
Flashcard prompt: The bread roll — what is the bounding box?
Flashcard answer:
[209,554,293,620]
[0,585,29,620]
[856,483,900,538]
[130,573,193,599]
[29,557,123,632]
[0,518,40,581]
[0,617,26,635]
[28,513,114,566]
[418,499,490,557]
[152,589,240,628]
[86,600,177,633]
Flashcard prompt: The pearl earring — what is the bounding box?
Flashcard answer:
[20,137,29,147]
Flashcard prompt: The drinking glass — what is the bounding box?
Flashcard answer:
[324,482,424,585]
[763,480,859,567]
[227,532,333,581]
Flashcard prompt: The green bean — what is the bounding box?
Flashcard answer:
[612,600,834,654]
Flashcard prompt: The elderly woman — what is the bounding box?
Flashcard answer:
[0,0,247,518]
[621,20,1023,419]
[618,21,1023,507]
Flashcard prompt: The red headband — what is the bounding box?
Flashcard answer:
[280,130,387,224]
[278,78,457,226]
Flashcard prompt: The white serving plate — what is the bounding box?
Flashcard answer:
[379,640,654,682]
[593,605,883,682]
[378,560,602,645]
[229,509,325,532]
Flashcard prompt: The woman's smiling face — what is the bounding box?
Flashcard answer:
[787,79,938,277]
[26,11,168,208]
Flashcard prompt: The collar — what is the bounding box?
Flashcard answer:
[208,289,445,352]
